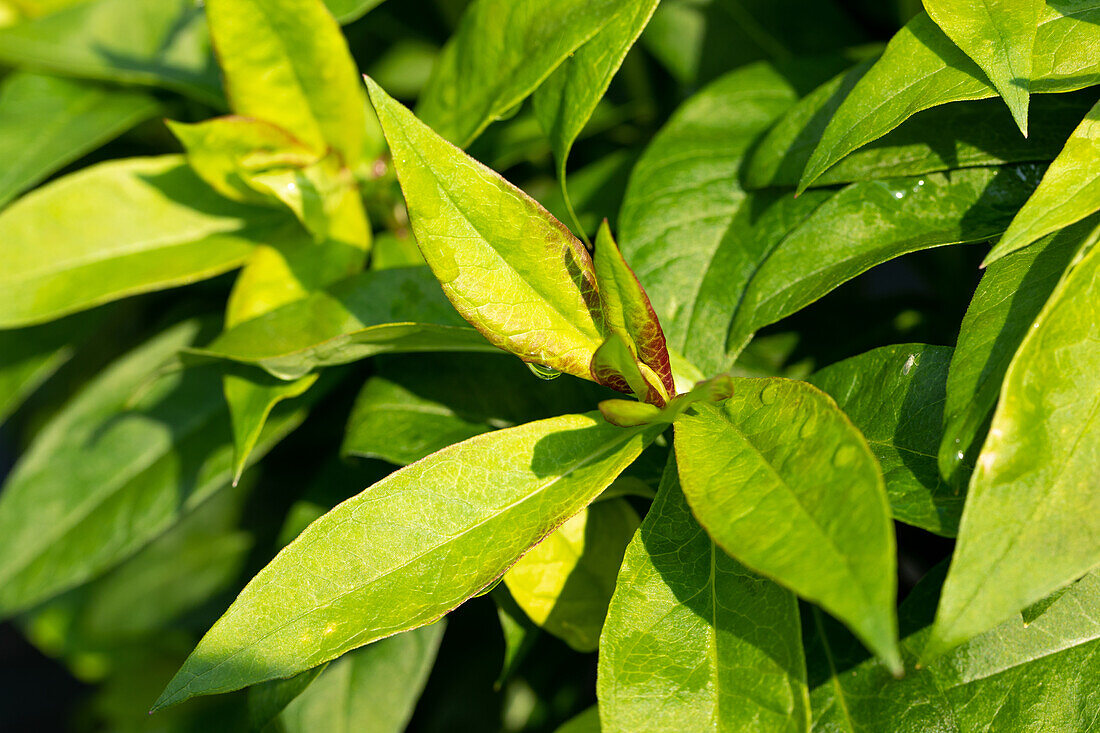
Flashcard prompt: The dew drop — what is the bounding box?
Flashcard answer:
[892,190,905,200]
[528,362,562,380]
[833,444,858,468]
[759,383,778,405]
[955,450,965,462]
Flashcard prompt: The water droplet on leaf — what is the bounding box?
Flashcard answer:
[833,444,858,468]
[759,384,778,405]
[527,362,561,380]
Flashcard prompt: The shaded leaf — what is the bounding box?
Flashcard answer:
[598,456,809,732]
[806,565,1100,732]
[504,498,639,652]
[275,622,445,733]
[0,320,312,617]
[556,705,600,733]
[0,155,290,328]
[809,345,960,537]
[800,6,1100,191]
[922,0,1042,134]
[342,352,604,465]
[415,0,626,146]
[927,225,1100,658]
[986,98,1100,264]
[0,72,159,209]
[367,78,606,382]
[675,381,900,670]
[0,0,222,105]
[248,665,328,732]
[192,267,497,380]
[154,413,659,707]
[938,216,1099,486]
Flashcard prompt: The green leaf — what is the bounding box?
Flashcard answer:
[597,455,809,732]
[205,0,367,163]
[0,0,222,105]
[555,705,600,733]
[192,267,498,380]
[415,0,627,147]
[806,565,1100,731]
[492,585,539,689]
[799,6,1100,191]
[0,312,98,424]
[922,0,1042,134]
[0,320,311,617]
[154,413,658,707]
[674,380,900,671]
[0,155,291,329]
[926,226,1100,658]
[324,0,387,24]
[531,0,658,233]
[366,78,607,383]
[746,68,1094,189]
[0,72,159,209]
[503,498,639,652]
[808,345,960,537]
[275,622,445,733]
[248,665,328,731]
[616,63,809,366]
[986,98,1100,265]
[938,216,1099,487]
[593,222,673,400]
[342,352,605,465]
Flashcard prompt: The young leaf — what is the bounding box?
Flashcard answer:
[593,222,674,399]
[986,98,1100,265]
[204,0,367,164]
[366,78,606,382]
[274,622,445,733]
[191,267,498,380]
[0,156,291,328]
[808,345,961,537]
[0,72,159,209]
[598,456,810,732]
[922,0,1042,135]
[807,565,1100,731]
[342,352,604,465]
[591,333,661,405]
[153,413,659,708]
[674,380,900,671]
[503,498,639,652]
[939,217,1098,487]
[0,0,222,105]
[415,0,627,147]
[926,229,1100,658]
[0,321,311,617]
[799,7,1100,191]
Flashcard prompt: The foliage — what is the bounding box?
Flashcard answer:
[0,0,1097,730]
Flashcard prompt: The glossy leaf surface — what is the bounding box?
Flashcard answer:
[800,6,1100,190]
[938,218,1097,486]
[194,267,496,380]
[927,231,1100,657]
[0,320,309,616]
[155,413,658,707]
[598,456,808,732]
[416,0,625,147]
[276,622,444,733]
[0,0,222,105]
[367,78,606,381]
[922,0,1042,134]
[342,352,604,465]
[987,98,1100,264]
[0,72,159,209]
[807,565,1100,731]
[205,0,366,163]
[504,498,639,652]
[0,156,289,328]
[809,345,960,537]
[675,381,899,670]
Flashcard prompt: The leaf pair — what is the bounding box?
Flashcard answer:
[366,77,674,406]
